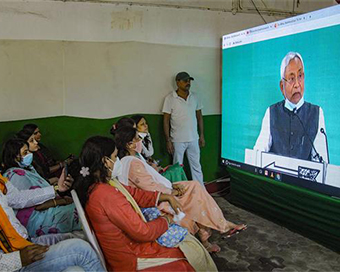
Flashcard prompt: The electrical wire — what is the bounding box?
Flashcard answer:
[250,0,267,24]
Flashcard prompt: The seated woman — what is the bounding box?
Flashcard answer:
[115,116,187,182]
[114,126,247,252]
[20,124,74,179]
[75,136,216,271]
[130,115,155,161]
[2,138,81,237]
[16,129,58,185]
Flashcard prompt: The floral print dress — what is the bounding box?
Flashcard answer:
[4,167,81,237]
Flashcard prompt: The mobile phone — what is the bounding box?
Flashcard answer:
[64,163,68,177]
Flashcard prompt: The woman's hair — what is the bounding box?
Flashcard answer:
[110,117,135,136]
[130,115,145,127]
[2,138,28,171]
[16,129,33,141]
[22,123,38,136]
[74,136,116,207]
[114,126,137,159]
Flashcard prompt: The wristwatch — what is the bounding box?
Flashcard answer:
[54,185,59,194]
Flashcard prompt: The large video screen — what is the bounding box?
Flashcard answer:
[221,5,340,197]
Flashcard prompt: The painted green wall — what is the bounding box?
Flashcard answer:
[0,114,226,182]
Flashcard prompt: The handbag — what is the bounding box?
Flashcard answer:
[141,207,188,248]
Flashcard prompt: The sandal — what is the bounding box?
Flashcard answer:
[224,224,247,238]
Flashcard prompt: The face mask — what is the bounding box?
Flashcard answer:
[108,157,122,179]
[138,132,148,139]
[19,153,33,167]
[284,96,304,112]
[135,140,143,154]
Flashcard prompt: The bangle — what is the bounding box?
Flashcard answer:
[54,185,59,194]
[53,199,57,207]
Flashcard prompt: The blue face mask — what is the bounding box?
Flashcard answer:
[18,153,33,168]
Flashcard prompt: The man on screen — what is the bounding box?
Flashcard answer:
[254,51,329,163]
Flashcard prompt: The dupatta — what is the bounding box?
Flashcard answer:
[108,179,217,272]
[119,156,172,189]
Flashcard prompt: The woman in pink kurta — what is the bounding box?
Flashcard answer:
[114,126,247,253]
[75,136,195,272]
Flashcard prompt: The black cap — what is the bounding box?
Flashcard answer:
[175,72,194,81]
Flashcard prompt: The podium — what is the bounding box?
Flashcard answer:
[245,148,340,188]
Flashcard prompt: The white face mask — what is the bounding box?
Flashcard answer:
[284,96,304,112]
[138,132,148,139]
[108,157,122,180]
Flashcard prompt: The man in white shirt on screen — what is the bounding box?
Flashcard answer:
[162,72,205,186]
[254,51,329,163]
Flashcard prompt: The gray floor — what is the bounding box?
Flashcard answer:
[209,196,340,272]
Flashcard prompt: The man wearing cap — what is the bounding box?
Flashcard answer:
[162,72,205,186]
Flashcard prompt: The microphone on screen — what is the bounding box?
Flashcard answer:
[320,128,330,164]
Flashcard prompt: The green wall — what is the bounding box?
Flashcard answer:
[0,114,226,182]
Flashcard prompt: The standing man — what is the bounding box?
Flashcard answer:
[162,71,205,186]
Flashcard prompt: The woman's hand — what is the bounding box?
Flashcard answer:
[171,189,180,196]
[161,213,174,225]
[172,184,186,197]
[35,200,55,211]
[57,196,73,206]
[35,197,73,211]
[159,193,182,214]
[149,162,162,172]
[57,169,73,192]
[167,195,182,214]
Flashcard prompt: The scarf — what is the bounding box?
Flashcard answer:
[108,179,217,272]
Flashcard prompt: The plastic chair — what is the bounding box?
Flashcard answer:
[71,190,107,271]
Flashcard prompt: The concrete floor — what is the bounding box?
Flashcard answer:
[209,196,340,272]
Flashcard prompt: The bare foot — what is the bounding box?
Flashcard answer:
[203,241,221,253]
[198,227,212,242]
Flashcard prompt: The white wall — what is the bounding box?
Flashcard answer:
[0,1,278,47]
[0,0,323,121]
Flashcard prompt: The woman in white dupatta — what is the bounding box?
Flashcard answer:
[115,126,247,253]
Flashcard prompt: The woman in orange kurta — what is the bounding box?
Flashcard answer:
[114,126,247,253]
[75,136,194,272]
